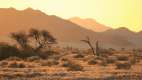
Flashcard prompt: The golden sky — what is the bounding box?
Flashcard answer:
[0,0,142,32]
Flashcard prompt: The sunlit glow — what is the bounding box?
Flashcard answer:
[0,0,142,32]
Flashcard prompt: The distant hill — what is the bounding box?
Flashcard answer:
[98,27,139,48]
[0,8,141,49]
[69,17,111,32]
[0,8,96,48]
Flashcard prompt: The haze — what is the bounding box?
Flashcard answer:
[0,0,142,32]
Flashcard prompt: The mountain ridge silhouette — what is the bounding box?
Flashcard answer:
[0,8,141,49]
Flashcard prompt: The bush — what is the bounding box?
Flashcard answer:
[74,54,84,58]
[38,51,60,59]
[18,63,26,68]
[116,62,131,69]
[41,60,59,66]
[0,43,41,60]
[74,77,95,80]
[62,60,83,71]
[19,50,38,59]
[130,57,140,65]
[106,59,115,64]
[88,59,97,65]
[67,63,83,71]
[27,56,41,62]
[99,60,107,66]
[0,61,8,67]
[106,56,117,64]
[47,60,59,66]
[6,57,22,61]
[117,56,129,61]
[8,62,26,68]
[62,60,72,67]
[61,58,68,61]
[0,43,20,60]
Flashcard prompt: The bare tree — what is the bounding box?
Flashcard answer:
[29,28,56,51]
[81,36,96,56]
[95,40,100,56]
[81,36,100,57]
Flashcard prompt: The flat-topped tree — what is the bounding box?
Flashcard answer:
[29,28,57,51]
[10,32,28,49]
[10,28,57,52]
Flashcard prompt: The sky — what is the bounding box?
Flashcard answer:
[0,0,142,32]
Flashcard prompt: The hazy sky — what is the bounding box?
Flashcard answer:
[0,0,142,32]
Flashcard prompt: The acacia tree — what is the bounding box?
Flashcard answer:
[10,28,56,52]
[10,32,28,49]
[29,28,57,51]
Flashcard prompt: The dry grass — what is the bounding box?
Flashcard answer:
[0,49,142,80]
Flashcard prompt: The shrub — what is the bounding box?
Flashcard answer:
[18,63,26,68]
[106,59,115,64]
[117,56,129,61]
[47,60,59,66]
[100,60,108,66]
[61,58,68,61]
[74,54,84,58]
[108,48,116,51]
[106,56,117,64]
[27,56,41,62]
[38,51,52,59]
[0,61,8,67]
[67,63,83,71]
[19,50,38,59]
[62,60,83,71]
[74,77,95,80]
[62,60,72,67]
[8,62,26,68]
[116,62,131,69]
[6,57,22,61]
[0,43,20,60]
[88,59,97,65]
[48,54,61,61]
[41,60,59,66]
[39,51,60,59]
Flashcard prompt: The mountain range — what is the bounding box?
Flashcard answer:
[0,8,141,49]
[69,17,111,32]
